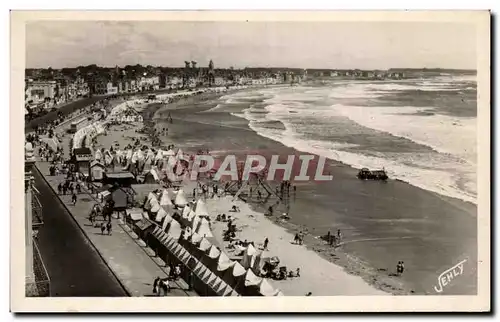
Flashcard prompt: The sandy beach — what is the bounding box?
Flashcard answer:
[143,91,477,296]
[80,84,478,296]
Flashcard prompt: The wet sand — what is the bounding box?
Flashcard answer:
[142,94,477,295]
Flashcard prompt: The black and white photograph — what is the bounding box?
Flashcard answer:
[11,10,490,312]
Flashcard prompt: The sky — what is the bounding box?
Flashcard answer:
[25,21,477,70]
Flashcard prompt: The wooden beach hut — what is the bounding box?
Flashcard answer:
[90,160,106,182]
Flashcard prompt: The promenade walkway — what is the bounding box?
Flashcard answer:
[35,108,196,297]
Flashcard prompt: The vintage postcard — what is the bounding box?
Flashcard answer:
[10,10,490,312]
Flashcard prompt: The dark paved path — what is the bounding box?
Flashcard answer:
[25,97,104,132]
[33,167,128,297]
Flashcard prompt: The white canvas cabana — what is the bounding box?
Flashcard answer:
[166,219,182,240]
[244,269,263,287]
[216,253,233,272]
[196,218,213,238]
[150,197,161,213]
[191,232,203,244]
[181,205,191,219]
[259,279,280,296]
[207,245,221,259]
[187,210,196,222]
[174,189,188,207]
[95,149,103,161]
[166,188,177,201]
[162,214,173,231]
[194,199,209,217]
[198,237,212,251]
[155,207,168,222]
[160,190,173,206]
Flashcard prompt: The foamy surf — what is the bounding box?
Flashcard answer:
[223,75,477,205]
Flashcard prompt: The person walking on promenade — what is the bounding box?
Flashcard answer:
[263,237,269,251]
[76,183,81,194]
[100,222,106,235]
[62,184,67,195]
[71,193,77,206]
[57,183,62,195]
[106,221,113,236]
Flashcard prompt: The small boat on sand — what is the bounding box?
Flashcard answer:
[357,168,388,181]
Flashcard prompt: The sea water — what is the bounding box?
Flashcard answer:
[207,74,477,205]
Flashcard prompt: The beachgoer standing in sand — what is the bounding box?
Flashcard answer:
[337,229,342,244]
[153,276,160,295]
[397,261,405,276]
[263,238,269,250]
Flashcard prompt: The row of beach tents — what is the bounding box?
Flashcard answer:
[138,188,283,296]
[72,121,106,151]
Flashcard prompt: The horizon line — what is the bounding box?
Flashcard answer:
[25,65,478,71]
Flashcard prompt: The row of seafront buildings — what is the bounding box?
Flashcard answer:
[25,60,306,114]
[309,69,406,79]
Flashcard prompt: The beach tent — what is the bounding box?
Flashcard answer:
[162,214,173,231]
[182,205,191,216]
[198,237,212,252]
[174,189,188,207]
[142,157,152,173]
[144,192,156,209]
[166,188,177,201]
[207,245,221,259]
[104,151,113,166]
[196,218,213,238]
[131,151,139,164]
[191,232,203,245]
[146,149,156,160]
[137,150,145,161]
[126,150,133,161]
[160,190,173,206]
[259,279,280,296]
[187,210,197,222]
[232,262,246,277]
[155,150,164,161]
[150,197,161,213]
[155,207,168,222]
[241,244,258,269]
[216,252,233,272]
[244,269,263,287]
[194,199,209,217]
[191,216,201,232]
[166,218,182,240]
